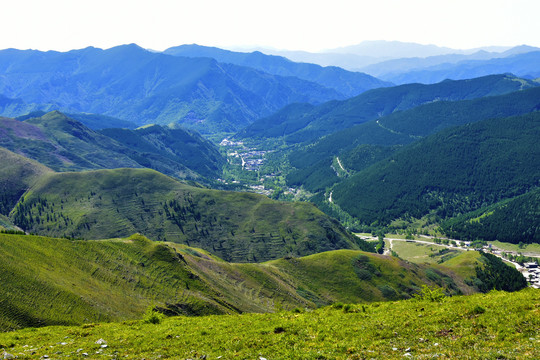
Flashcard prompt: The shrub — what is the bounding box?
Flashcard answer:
[413,285,446,302]
[378,285,398,300]
[469,305,486,315]
[143,306,165,324]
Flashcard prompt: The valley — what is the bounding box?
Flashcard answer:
[0,38,538,358]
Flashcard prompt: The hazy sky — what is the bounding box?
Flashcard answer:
[3,0,540,52]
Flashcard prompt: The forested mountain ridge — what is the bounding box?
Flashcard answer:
[282,85,540,202]
[237,74,539,143]
[441,188,540,244]
[0,44,346,134]
[330,112,540,228]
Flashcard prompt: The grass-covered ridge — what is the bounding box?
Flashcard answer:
[10,167,364,262]
[0,233,510,332]
[0,146,51,216]
[0,111,226,182]
[0,288,538,359]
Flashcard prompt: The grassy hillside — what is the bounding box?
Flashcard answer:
[1,233,518,332]
[0,111,225,181]
[0,146,51,216]
[9,168,366,262]
[16,110,137,130]
[0,112,141,171]
[331,112,540,227]
[0,286,537,359]
[0,233,235,331]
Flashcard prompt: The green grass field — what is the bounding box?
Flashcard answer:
[391,240,462,264]
[489,241,540,256]
[0,288,538,359]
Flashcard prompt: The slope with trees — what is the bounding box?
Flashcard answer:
[238,74,539,143]
[0,111,226,181]
[9,168,368,262]
[331,112,540,227]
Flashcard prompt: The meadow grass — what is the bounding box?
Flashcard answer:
[391,241,460,264]
[0,288,538,359]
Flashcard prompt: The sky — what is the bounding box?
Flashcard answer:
[3,0,540,52]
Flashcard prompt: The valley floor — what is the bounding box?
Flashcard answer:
[0,289,538,359]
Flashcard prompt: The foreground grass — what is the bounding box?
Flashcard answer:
[1,289,538,359]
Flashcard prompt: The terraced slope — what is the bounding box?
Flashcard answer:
[10,168,364,262]
[0,233,509,331]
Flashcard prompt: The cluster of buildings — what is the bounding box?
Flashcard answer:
[523,262,540,288]
[221,138,270,172]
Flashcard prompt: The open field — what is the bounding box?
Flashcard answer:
[490,241,540,257]
[390,240,462,264]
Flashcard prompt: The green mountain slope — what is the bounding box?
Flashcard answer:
[9,168,365,262]
[0,146,52,216]
[331,112,540,227]
[1,232,518,331]
[286,86,540,193]
[100,125,225,178]
[16,111,137,130]
[0,45,343,134]
[0,233,234,330]
[0,111,225,181]
[0,112,141,171]
[164,44,392,98]
[237,74,539,143]
[441,188,540,244]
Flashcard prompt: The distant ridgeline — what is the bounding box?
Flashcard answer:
[237,74,540,144]
[0,44,387,134]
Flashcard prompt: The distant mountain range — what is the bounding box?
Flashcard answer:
[0,44,387,134]
[367,51,540,84]
[244,40,538,70]
[164,44,391,98]
[246,41,540,84]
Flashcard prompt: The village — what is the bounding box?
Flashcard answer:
[220,138,269,172]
